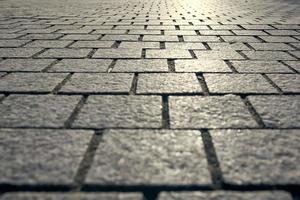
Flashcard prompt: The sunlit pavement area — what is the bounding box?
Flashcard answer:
[0,0,299,199]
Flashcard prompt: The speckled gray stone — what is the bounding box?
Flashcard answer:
[207,42,249,50]
[231,61,292,73]
[175,59,231,72]
[86,129,211,185]
[1,193,143,200]
[204,74,277,93]
[146,49,192,59]
[0,95,81,128]
[25,40,72,48]
[137,73,201,94]
[70,41,114,48]
[0,73,67,92]
[165,42,206,50]
[169,95,257,128]
[0,48,43,58]
[73,95,162,128]
[0,129,93,184]
[159,191,292,200]
[211,129,300,185]
[248,43,294,51]
[268,74,300,93]
[194,50,244,59]
[284,61,300,71]
[0,59,55,72]
[113,59,168,72]
[242,51,296,60]
[49,59,112,72]
[93,48,141,58]
[38,48,91,58]
[60,73,133,93]
[248,95,300,128]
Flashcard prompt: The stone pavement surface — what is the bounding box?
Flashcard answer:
[0,0,299,199]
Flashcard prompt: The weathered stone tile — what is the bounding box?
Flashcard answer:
[165,42,206,50]
[146,49,192,58]
[0,59,54,72]
[70,41,114,48]
[92,29,127,34]
[0,72,67,92]
[159,191,292,200]
[0,48,43,58]
[118,41,160,49]
[25,40,72,48]
[194,50,244,59]
[20,33,63,40]
[113,59,168,72]
[0,95,80,127]
[207,42,249,50]
[1,193,143,200]
[137,73,201,94]
[241,24,274,29]
[164,30,197,35]
[211,129,300,184]
[0,40,30,47]
[0,129,92,184]
[60,34,100,40]
[260,36,299,43]
[175,59,231,72]
[249,95,300,128]
[49,59,112,72]
[232,30,267,35]
[266,30,300,36]
[249,43,294,50]
[284,61,300,71]
[38,48,91,58]
[289,50,300,58]
[0,33,25,39]
[179,25,209,30]
[73,95,162,128]
[221,36,261,42]
[272,25,300,29]
[143,35,179,42]
[199,30,233,35]
[169,95,257,128]
[86,129,211,185]
[183,35,220,42]
[268,74,300,93]
[93,48,141,58]
[242,51,296,60]
[210,25,241,30]
[60,73,133,93]
[231,60,292,73]
[101,35,139,41]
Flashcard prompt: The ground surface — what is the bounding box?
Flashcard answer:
[0,0,299,199]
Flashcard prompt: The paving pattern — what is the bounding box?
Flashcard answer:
[0,0,299,199]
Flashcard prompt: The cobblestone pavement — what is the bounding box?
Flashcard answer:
[0,0,299,199]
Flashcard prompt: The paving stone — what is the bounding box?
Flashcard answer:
[231,60,292,73]
[211,129,300,184]
[183,35,220,42]
[146,49,192,58]
[1,193,143,200]
[210,25,241,30]
[242,51,296,60]
[0,40,30,47]
[241,24,275,29]
[268,74,300,93]
[92,29,127,34]
[169,95,257,128]
[0,33,25,39]
[207,42,249,50]
[20,33,64,40]
[284,61,300,71]
[199,30,233,35]
[232,30,267,35]
[0,72,67,92]
[24,40,72,48]
[0,48,43,58]
[93,48,141,58]
[164,30,197,35]
[204,74,277,93]
[249,43,295,51]
[61,34,100,40]
[60,73,133,94]
[179,25,209,30]
[49,59,112,72]
[272,24,300,29]
[194,50,244,59]
[101,35,139,41]
[113,59,168,72]
[289,50,300,58]
[221,36,261,42]
[249,95,300,128]
[260,36,299,43]
[0,59,55,72]
[266,30,300,36]
[159,191,292,200]
[73,95,162,128]
[0,129,92,184]
[165,42,206,50]
[137,73,201,94]
[70,40,114,48]
[86,129,211,185]
[175,59,231,72]
[118,41,160,49]
[0,95,81,128]
[143,35,179,42]
[38,48,91,58]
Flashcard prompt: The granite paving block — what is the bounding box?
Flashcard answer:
[231,60,292,73]
[113,59,168,72]
[0,59,55,72]
[175,59,231,72]
[268,74,300,93]
[49,59,112,72]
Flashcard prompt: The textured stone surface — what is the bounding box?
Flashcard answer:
[113,59,168,72]
[175,59,231,72]
[159,191,293,200]
[49,59,112,72]
[0,73,67,92]
[137,73,201,94]
[146,49,192,59]
[0,129,92,184]
[1,193,143,200]
[268,74,300,93]
[0,48,43,58]
[73,95,162,128]
[38,48,91,58]
[0,59,55,72]
[231,60,292,73]
[0,95,80,127]
[242,51,296,60]
[93,48,141,58]
[169,95,257,128]
[194,50,244,59]
[60,73,133,93]
[86,129,211,185]
[211,129,300,184]
[249,95,300,128]
[204,74,277,93]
